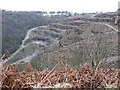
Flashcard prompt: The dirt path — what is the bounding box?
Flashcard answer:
[105,24,119,32]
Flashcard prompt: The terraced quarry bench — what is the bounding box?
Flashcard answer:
[4,16,119,70]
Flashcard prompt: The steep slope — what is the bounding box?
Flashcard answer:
[5,19,79,64]
[4,15,119,70]
[2,10,56,57]
[29,23,118,69]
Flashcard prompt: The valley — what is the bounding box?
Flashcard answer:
[4,12,119,70]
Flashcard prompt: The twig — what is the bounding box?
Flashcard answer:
[95,59,106,72]
[0,54,6,61]
[40,60,62,83]
[90,59,106,88]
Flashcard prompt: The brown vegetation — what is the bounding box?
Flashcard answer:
[0,62,120,89]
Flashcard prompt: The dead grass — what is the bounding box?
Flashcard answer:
[0,61,119,89]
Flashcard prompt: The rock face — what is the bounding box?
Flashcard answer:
[5,14,119,69]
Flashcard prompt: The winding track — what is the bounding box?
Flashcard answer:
[5,22,79,64]
[105,24,119,32]
[5,15,119,65]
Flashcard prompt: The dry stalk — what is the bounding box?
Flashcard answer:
[0,54,6,61]
[95,59,106,73]
[40,60,62,84]
[90,59,106,88]
[0,54,6,71]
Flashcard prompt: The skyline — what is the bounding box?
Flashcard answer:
[0,0,119,13]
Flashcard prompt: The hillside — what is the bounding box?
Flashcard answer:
[30,23,118,69]
[2,10,69,57]
[4,12,119,70]
[1,11,120,89]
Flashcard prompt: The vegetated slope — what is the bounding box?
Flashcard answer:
[2,10,67,57]
[4,13,119,70]
[30,23,118,69]
[1,12,119,89]
[5,23,77,64]
[94,12,117,19]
